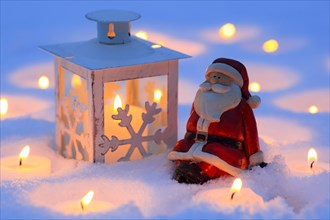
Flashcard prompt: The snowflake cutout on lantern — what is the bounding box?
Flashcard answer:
[59,98,89,160]
[99,102,169,162]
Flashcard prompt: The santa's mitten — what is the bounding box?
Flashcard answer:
[248,151,264,168]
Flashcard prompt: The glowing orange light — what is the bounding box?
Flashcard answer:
[218,23,236,39]
[263,39,279,53]
[80,190,94,211]
[114,95,122,113]
[38,76,50,89]
[153,90,162,103]
[19,145,30,166]
[135,31,148,40]
[308,148,317,169]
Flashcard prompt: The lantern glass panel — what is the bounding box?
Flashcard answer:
[58,67,89,160]
[103,75,168,163]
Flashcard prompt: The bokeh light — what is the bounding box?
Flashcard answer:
[135,31,148,40]
[151,44,162,49]
[263,39,279,53]
[0,98,9,116]
[218,23,236,39]
[38,76,50,89]
[308,105,319,114]
[249,82,261,92]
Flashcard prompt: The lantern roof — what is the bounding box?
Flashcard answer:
[85,9,141,23]
[41,9,190,70]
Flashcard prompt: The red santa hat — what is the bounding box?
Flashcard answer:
[205,58,261,109]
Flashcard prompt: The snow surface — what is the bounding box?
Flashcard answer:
[1,1,329,219]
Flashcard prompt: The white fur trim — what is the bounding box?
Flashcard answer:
[206,63,244,88]
[168,142,244,177]
[247,95,261,109]
[193,150,243,177]
[249,151,264,166]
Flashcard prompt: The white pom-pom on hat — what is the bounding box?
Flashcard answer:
[247,95,261,109]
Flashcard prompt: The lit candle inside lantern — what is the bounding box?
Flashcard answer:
[104,95,148,163]
[0,146,51,179]
[114,95,122,114]
[308,148,317,169]
[38,75,50,89]
[57,190,113,214]
[0,98,8,116]
[230,178,242,200]
[153,89,162,103]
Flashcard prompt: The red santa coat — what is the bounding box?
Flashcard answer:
[173,99,260,178]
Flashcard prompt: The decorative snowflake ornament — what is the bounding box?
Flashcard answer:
[99,102,170,162]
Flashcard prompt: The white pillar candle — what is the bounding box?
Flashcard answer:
[1,154,51,179]
[56,190,114,215]
[193,187,264,212]
[56,200,114,215]
[289,148,329,176]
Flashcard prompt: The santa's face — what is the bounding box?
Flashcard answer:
[194,72,242,122]
[208,72,233,86]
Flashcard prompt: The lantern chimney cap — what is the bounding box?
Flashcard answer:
[85,9,141,44]
[86,9,141,23]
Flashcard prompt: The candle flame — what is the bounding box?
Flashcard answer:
[153,90,162,103]
[19,145,30,159]
[308,105,318,114]
[80,190,94,210]
[231,178,242,200]
[218,23,236,39]
[135,31,148,40]
[308,148,317,168]
[71,75,82,88]
[114,95,122,113]
[0,98,8,116]
[38,76,50,89]
[19,145,30,166]
[231,178,242,193]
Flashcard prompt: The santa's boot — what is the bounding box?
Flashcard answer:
[173,161,210,184]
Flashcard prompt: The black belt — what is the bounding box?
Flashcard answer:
[184,131,244,151]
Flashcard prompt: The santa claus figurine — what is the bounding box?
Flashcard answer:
[168,58,266,184]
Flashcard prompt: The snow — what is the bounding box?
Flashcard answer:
[1,1,329,219]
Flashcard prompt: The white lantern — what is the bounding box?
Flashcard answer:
[41,10,189,163]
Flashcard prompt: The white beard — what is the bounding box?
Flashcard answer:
[194,83,242,122]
